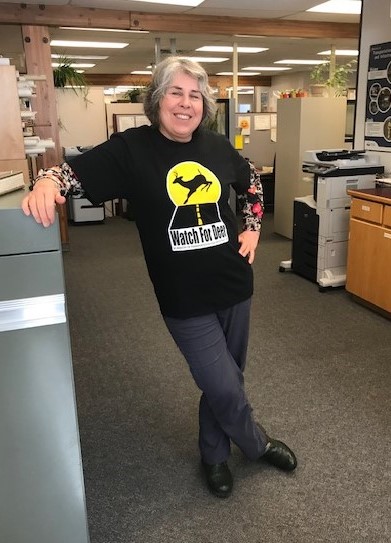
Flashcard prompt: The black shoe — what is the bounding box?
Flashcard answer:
[261,438,297,472]
[202,461,233,498]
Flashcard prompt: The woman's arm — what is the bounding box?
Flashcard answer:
[238,162,264,231]
[21,162,81,227]
[236,162,264,264]
[22,133,132,226]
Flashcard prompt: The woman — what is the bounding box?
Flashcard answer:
[22,56,297,499]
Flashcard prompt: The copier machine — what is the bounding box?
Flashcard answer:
[64,146,105,223]
[279,149,384,290]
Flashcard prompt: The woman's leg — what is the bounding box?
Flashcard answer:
[216,296,251,373]
[164,299,268,465]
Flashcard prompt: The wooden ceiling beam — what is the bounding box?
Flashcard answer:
[0,3,359,39]
[85,73,272,87]
[131,12,358,39]
[0,3,132,28]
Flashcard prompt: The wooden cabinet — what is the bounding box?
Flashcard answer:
[0,64,69,247]
[346,188,391,314]
[0,65,29,183]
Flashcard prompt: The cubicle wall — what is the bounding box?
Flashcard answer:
[234,112,277,168]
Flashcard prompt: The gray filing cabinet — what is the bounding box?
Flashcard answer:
[0,189,90,543]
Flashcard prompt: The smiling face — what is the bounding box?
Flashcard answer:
[158,71,204,143]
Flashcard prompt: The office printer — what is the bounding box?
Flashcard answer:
[63,146,105,224]
[279,149,384,290]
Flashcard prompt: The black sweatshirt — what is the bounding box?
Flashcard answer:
[68,125,254,318]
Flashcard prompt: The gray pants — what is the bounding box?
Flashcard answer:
[164,298,268,464]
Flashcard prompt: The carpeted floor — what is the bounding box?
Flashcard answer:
[63,213,391,543]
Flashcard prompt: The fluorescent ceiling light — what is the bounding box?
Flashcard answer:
[242,66,291,71]
[183,57,229,63]
[51,54,109,60]
[59,27,149,34]
[52,62,96,68]
[307,1,361,14]
[104,86,145,95]
[129,0,203,5]
[196,46,268,53]
[275,59,327,65]
[318,49,359,56]
[117,86,144,91]
[50,40,128,49]
[131,70,153,74]
[216,72,260,76]
[234,34,266,38]
[226,86,254,94]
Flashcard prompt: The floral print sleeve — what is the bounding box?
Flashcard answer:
[33,162,82,195]
[237,162,264,232]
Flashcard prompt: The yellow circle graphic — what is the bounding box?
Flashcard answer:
[167,161,220,206]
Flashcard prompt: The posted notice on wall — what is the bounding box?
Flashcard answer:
[365,41,391,151]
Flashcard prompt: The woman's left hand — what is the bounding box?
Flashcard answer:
[238,230,260,264]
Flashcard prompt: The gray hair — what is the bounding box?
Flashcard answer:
[143,56,217,127]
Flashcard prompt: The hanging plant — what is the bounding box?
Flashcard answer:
[53,56,89,98]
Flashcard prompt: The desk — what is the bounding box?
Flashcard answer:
[346,187,391,315]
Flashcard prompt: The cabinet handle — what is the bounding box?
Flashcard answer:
[385,232,391,239]
[361,205,371,211]
[0,294,65,332]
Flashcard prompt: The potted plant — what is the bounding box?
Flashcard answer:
[310,57,357,97]
[122,87,146,103]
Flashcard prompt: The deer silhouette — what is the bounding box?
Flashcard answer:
[173,170,212,204]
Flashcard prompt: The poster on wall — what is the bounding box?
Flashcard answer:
[365,41,391,151]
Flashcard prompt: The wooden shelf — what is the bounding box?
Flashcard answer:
[0,65,25,161]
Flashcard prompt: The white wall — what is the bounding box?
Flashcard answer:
[355,0,391,174]
[55,87,107,153]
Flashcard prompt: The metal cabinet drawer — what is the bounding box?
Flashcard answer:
[0,251,64,302]
[0,189,60,256]
[0,324,90,543]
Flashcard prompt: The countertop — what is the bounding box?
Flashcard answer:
[347,186,391,204]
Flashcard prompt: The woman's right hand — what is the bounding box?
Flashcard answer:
[21,178,66,227]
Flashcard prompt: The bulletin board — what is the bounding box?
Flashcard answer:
[234,113,276,167]
[365,41,391,151]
